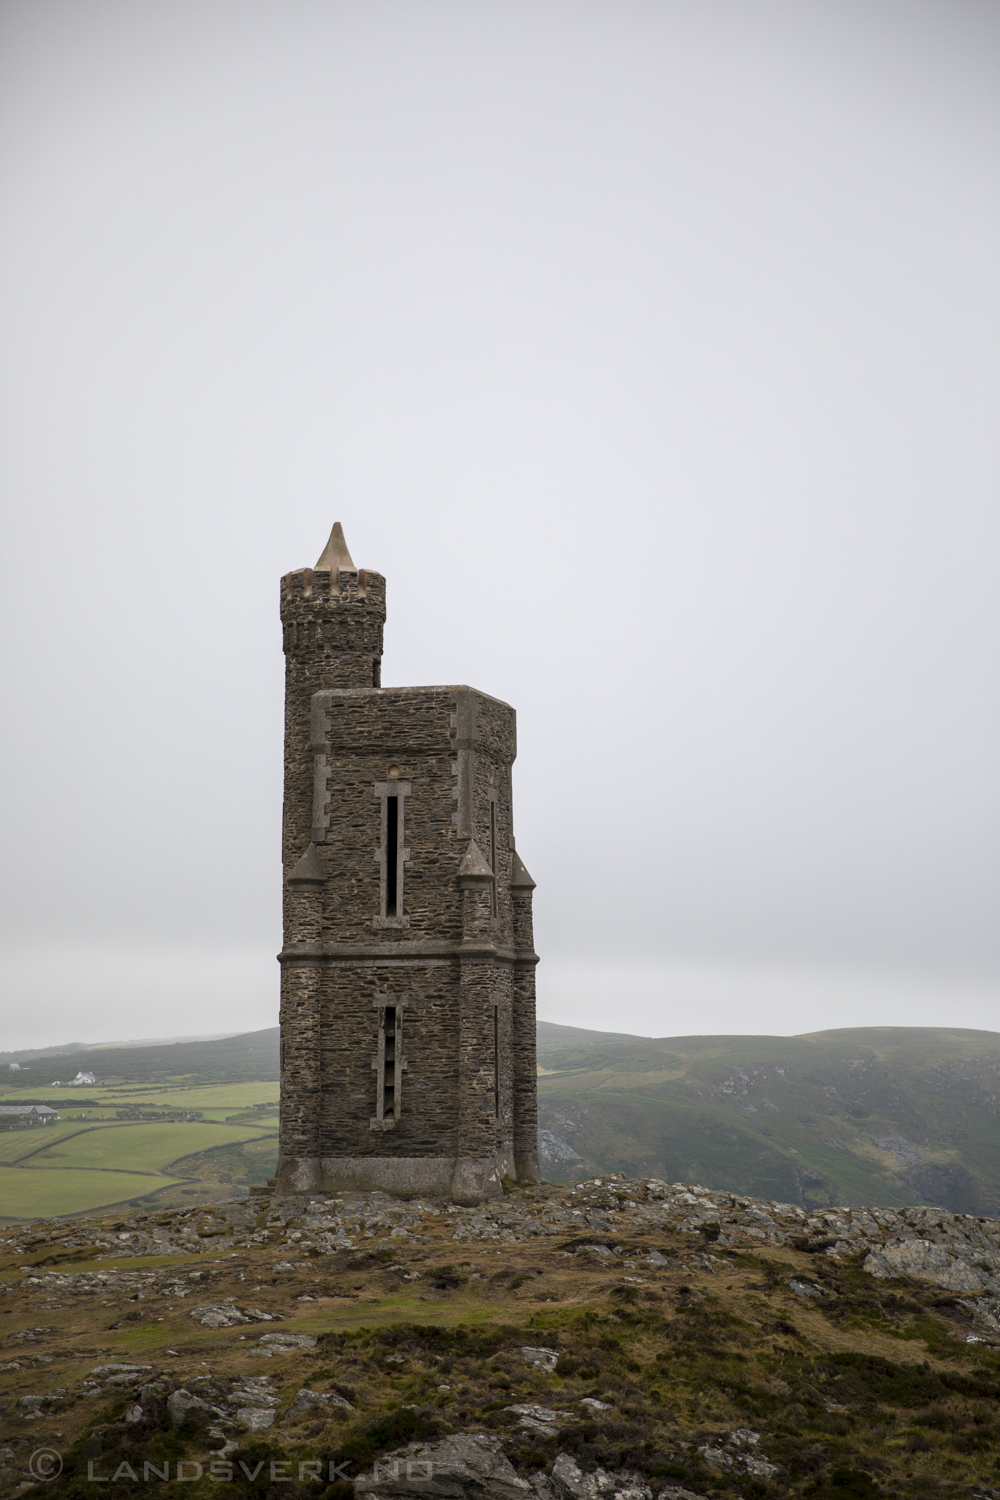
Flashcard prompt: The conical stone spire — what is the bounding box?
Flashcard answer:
[286,842,327,887]
[315,521,355,572]
[456,839,495,882]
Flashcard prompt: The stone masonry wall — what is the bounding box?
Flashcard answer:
[280,698,532,1179]
[316,962,461,1158]
[280,568,386,879]
[307,688,472,942]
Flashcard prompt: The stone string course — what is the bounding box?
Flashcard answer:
[5,1175,1000,1333]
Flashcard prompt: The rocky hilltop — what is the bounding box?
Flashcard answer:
[4,1176,1000,1497]
[6,1174,1000,1334]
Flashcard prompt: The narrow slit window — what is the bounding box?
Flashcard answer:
[385,797,399,916]
[489,800,498,916]
[493,1006,500,1118]
[373,779,410,928]
[383,1005,397,1116]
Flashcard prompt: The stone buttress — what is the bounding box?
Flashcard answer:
[276,522,541,1203]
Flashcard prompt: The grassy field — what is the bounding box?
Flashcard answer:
[94,1083,279,1110]
[0,1081,280,1111]
[0,1167,192,1219]
[0,1096,279,1220]
[149,1131,280,1206]
[0,1122,100,1162]
[21,1120,276,1173]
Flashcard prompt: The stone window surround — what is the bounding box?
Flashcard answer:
[370,993,409,1131]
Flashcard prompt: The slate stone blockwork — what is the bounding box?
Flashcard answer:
[277,524,541,1203]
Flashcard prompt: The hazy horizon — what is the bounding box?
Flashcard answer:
[1,1,997,1049]
[6,1012,1000,1066]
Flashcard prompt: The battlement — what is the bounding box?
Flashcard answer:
[280,520,385,613]
[280,565,386,612]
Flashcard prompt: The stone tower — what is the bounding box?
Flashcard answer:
[276,521,541,1203]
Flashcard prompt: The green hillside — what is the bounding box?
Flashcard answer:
[537,1022,1000,1215]
[1,1027,280,1087]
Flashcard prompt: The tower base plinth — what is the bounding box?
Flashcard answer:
[274,1151,512,1202]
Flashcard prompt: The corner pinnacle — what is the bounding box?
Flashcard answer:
[457,840,495,881]
[286,842,327,885]
[315,521,356,572]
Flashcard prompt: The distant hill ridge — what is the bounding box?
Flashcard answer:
[1,1029,281,1085]
[0,1033,243,1065]
[535,1021,1000,1217]
[4,1022,1000,1216]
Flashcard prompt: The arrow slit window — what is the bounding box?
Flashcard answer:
[489,795,498,917]
[373,780,411,928]
[386,797,399,915]
[493,1005,500,1118]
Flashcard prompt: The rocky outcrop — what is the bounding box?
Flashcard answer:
[189,1300,273,1327]
[6,1173,1000,1337]
[543,1453,652,1500]
[515,1346,560,1374]
[286,1387,354,1419]
[354,1432,531,1500]
[696,1429,779,1480]
[863,1240,991,1292]
[353,1437,673,1500]
[167,1388,225,1429]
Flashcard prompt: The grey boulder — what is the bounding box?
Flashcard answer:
[189,1303,250,1328]
[286,1388,355,1420]
[258,1331,318,1351]
[549,1455,651,1500]
[788,1279,826,1299]
[167,1389,225,1428]
[355,1431,531,1499]
[515,1346,559,1373]
[697,1431,779,1481]
[505,1404,570,1438]
[236,1408,275,1430]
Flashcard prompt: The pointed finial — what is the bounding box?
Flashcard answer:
[315,521,355,572]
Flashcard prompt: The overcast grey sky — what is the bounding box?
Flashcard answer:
[1,0,998,1050]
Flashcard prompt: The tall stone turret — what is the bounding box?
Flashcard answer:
[276,522,540,1203]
